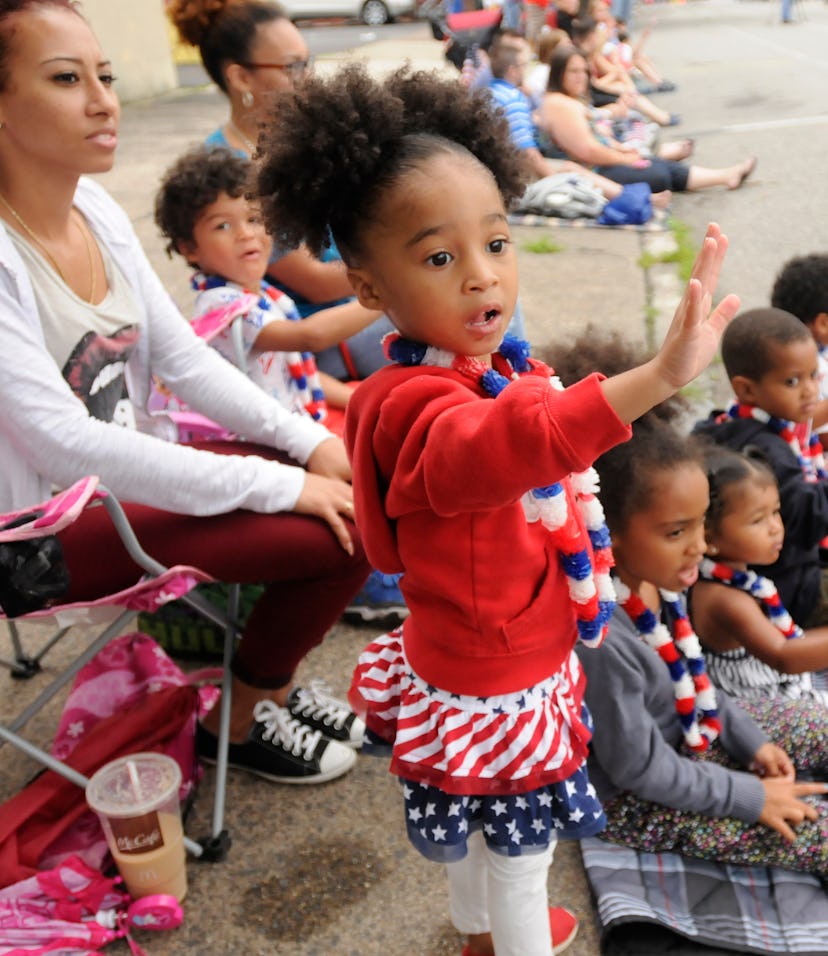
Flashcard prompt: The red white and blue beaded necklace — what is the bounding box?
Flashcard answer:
[614,578,721,752]
[698,557,803,640]
[722,403,826,482]
[384,332,616,647]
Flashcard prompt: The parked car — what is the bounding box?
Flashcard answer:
[279,0,414,25]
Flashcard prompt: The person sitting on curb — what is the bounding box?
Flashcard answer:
[771,252,828,450]
[693,308,828,627]
[486,33,670,209]
[538,46,757,195]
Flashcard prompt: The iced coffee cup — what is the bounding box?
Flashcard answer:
[86,752,187,902]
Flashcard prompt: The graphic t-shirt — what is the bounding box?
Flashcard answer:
[9,226,140,425]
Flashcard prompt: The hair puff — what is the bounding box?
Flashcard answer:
[166,0,226,49]
[256,63,526,262]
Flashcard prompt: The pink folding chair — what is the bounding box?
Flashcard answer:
[0,476,238,862]
[146,295,254,445]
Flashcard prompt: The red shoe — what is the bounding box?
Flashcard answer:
[549,906,579,953]
[460,906,578,955]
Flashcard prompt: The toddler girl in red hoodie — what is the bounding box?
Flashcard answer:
[255,62,739,956]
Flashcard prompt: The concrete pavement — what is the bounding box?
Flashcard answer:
[0,17,692,956]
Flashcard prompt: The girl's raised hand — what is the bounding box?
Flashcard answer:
[653,223,741,392]
[759,777,827,842]
[600,223,740,425]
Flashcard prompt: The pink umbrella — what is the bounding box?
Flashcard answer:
[0,855,182,956]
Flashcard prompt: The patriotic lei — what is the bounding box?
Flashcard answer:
[614,578,721,752]
[192,274,327,422]
[383,331,615,647]
[722,402,826,482]
[698,557,803,640]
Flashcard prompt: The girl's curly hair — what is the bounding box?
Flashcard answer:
[256,63,527,264]
[699,441,776,534]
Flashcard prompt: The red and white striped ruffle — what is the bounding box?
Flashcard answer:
[349,628,593,796]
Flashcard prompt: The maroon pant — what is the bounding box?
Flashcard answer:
[58,441,370,688]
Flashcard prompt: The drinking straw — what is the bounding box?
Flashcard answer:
[126,759,143,803]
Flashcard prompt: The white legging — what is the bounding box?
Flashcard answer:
[446,830,556,956]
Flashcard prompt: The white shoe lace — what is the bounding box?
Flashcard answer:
[291,679,352,732]
[252,699,323,761]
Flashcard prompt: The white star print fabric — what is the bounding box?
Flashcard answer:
[400,764,605,863]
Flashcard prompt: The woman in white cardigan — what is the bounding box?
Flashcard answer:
[0,0,369,785]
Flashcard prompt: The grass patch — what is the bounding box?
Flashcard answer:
[637,216,697,282]
[522,236,565,255]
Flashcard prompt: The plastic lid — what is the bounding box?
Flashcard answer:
[127,895,184,930]
[86,752,181,817]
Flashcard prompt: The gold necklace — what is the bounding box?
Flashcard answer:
[226,119,257,156]
[75,212,96,303]
[0,192,66,282]
[0,193,96,301]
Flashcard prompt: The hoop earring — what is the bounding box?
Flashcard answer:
[241,90,254,108]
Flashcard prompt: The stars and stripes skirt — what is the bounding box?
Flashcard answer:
[349,627,606,862]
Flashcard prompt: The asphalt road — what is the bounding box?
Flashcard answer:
[179,0,828,318]
[643,0,828,311]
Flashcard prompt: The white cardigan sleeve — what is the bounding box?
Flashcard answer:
[0,179,333,516]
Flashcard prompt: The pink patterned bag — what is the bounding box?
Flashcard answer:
[39,633,219,875]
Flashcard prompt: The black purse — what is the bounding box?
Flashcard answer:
[0,510,71,617]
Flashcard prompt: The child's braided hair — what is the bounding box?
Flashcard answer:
[256,63,526,264]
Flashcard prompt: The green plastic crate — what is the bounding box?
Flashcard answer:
[137,582,262,661]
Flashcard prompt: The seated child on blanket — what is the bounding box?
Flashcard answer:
[690,443,828,705]
[586,410,828,874]
[693,308,828,627]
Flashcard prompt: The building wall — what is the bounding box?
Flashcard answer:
[83,0,176,102]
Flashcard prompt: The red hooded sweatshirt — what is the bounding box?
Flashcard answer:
[346,361,630,697]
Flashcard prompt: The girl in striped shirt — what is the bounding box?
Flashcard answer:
[691,444,828,705]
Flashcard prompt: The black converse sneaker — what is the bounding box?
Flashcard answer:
[196,699,356,784]
[286,679,365,749]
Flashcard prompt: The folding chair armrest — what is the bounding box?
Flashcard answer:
[97,486,167,578]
